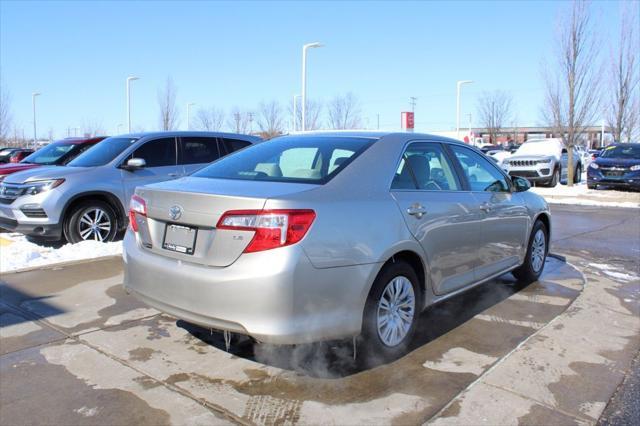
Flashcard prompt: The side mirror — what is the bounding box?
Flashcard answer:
[123,158,146,170]
[512,176,530,192]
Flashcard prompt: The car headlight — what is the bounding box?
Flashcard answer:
[23,179,65,195]
[590,163,599,169]
[536,158,553,164]
[630,165,640,171]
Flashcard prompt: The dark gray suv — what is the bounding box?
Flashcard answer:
[0,131,260,243]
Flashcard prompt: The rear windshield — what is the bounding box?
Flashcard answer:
[600,144,640,159]
[68,137,138,167]
[193,136,376,184]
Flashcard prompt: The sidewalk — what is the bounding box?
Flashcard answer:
[426,255,640,425]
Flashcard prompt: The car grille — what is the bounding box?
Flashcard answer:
[21,207,47,218]
[509,171,539,178]
[0,183,26,205]
[600,167,627,177]
[509,160,537,167]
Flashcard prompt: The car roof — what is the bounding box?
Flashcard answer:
[116,131,262,142]
[283,130,477,149]
[56,136,109,145]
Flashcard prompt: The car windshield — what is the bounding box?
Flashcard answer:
[600,145,640,159]
[21,141,78,165]
[193,136,376,184]
[0,149,15,157]
[68,137,138,167]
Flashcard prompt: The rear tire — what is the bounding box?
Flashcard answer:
[512,220,548,284]
[361,260,420,364]
[64,200,118,244]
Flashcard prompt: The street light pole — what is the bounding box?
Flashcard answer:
[32,92,40,148]
[301,42,323,132]
[187,103,196,130]
[126,76,139,133]
[456,80,473,139]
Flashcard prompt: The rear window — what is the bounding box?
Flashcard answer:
[193,136,376,184]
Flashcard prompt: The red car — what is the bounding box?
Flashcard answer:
[9,149,35,163]
[0,137,107,181]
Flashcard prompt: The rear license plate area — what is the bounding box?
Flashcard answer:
[162,224,197,254]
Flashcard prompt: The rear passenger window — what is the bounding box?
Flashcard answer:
[223,138,251,154]
[180,137,220,165]
[392,143,460,191]
[328,149,355,173]
[131,138,176,167]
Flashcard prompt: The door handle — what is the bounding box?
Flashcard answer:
[407,203,427,218]
[480,202,492,212]
[168,173,180,177]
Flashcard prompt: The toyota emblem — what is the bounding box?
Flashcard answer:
[169,205,183,221]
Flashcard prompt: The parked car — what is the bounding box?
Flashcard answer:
[123,132,550,359]
[480,144,503,153]
[0,132,260,243]
[503,138,582,187]
[0,148,22,163]
[8,149,35,163]
[589,149,602,161]
[486,149,512,168]
[0,137,106,182]
[587,143,640,190]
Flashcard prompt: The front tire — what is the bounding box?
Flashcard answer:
[512,220,548,284]
[361,260,420,363]
[64,200,118,244]
[574,164,582,183]
[546,168,559,187]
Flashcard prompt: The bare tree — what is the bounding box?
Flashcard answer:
[625,95,639,141]
[157,77,179,131]
[0,81,11,143]
[289,98,323,131]
[606,5,639,143]
[542,0,602,186]
[476,90,513,144]
[194,107,225,131]
[226,107,252,134]
[327,93,362,129]
[257,101,285,138]
[81,119,105,137]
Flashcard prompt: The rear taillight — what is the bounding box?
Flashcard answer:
[128,194,147,232]
[216,209,316,253]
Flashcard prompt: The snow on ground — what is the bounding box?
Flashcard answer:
[588,262,640,283]
[0,233,122,273]
[529,174,640,209]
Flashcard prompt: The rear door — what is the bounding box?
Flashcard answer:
[447,144,529,280]
[179,136,223,175]
[121,137,180,204]
[390,142,483,295]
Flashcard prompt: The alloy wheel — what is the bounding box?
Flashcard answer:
[376,276,416,347]
[531,229,546,272]
[78,208,112,242]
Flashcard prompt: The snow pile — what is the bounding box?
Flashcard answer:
[0,234,122,273]
[588,262,639,283]
[529,177,640,209]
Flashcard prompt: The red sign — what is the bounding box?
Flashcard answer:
[401,112,414,130]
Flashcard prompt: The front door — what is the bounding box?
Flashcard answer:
[391,142,484,295]
[448,144,530,280]
[122,137,181,203]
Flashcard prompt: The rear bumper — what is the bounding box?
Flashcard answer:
[123,231,377,344]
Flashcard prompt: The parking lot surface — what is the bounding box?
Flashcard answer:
[1,205,638,425]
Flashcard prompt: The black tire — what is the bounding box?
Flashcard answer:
[574,164,582,183]
[361,260,420,364]
[512,220,548,284]
[64,200,118,244]
[546,168,559,187]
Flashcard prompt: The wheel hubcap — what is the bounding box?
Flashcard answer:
[531,229,546,272]
[78,208,112,242]
[376,276,415,347]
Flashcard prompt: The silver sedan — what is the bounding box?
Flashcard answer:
[123,132,550,359]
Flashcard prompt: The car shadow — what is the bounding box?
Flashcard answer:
[179,272,530,379]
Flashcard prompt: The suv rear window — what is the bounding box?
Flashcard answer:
[193,136,376,184]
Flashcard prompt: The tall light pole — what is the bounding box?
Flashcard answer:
[292,94,301,131]
[186,102,196,130]
[32,92,40,148]
[456,80,473,139]
[301,42,323,131]
[126,76,139,133]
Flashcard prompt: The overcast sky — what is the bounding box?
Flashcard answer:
[0,0,631,138]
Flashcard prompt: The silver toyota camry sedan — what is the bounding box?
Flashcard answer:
[123,132,550,358]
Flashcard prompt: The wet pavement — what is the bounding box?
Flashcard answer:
[1,205,639,425]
